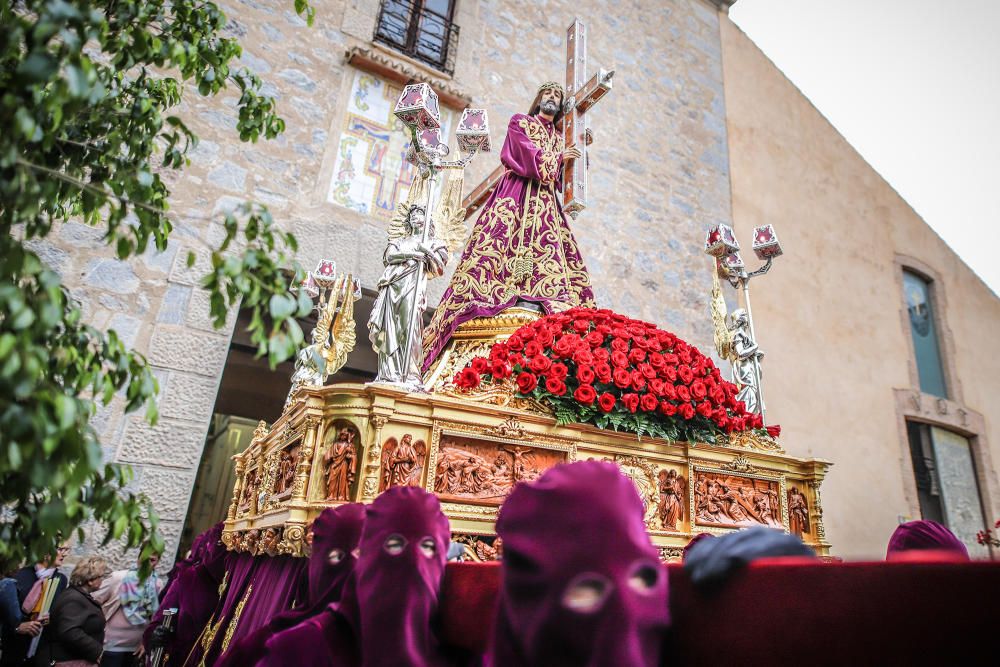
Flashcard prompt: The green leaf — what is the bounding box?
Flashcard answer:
[17,52,58,82]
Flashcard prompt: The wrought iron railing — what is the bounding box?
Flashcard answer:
[374,0,460,76]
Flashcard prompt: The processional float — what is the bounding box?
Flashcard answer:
[222,19,831,563]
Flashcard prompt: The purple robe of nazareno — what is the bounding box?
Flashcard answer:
[214,504,366,667]
[258,487,471,667]
[422,113,595,371]
[488,462,670,667]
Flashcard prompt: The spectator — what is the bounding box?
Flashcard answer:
[46,556,110,667]
[94,552,163,667]
[886,520,970,561]
[0,576,42,648]
[0,544,70,667]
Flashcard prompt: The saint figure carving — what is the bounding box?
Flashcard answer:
[274,448,298,496]
[657,469,686,531]
[422,82,595,370]
[788,487,810,535]
[380,434,426,491]
[323,427,358,501]
[369,204,450,386]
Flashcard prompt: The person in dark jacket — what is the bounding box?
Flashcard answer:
[46,557,110,666]
[0,545,70,667]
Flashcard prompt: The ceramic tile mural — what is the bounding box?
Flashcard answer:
[328,70,455,219]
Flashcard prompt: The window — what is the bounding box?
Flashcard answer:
[906,421,988,556]
[374,0,460,75]
[902,270,947,397]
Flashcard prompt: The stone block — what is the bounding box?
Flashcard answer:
[186,287,233,333]
[135,466,197,521]
[159,372,220,424]
[157,283,192,325]
[278,69,316,92]
[207,161,248,193]
[149,326,229,376]
[168,246,213,287]
[108,313,142,349]
[83,259,140,295]
[118,416,206,469]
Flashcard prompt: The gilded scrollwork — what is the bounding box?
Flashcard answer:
[658,547,684,562]
[718,430,784,453]
[721,455,757,474]
[277,523,305,557]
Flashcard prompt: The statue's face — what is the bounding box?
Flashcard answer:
[406,207,424,233]
[539,87,562,116]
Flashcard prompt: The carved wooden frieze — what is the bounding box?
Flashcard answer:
[690,462,787,532]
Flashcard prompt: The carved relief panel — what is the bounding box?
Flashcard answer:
[691,463,786,531]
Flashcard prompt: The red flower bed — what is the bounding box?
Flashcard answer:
[453,307,766,443]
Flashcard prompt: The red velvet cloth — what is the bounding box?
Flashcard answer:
[439,560,1000,665]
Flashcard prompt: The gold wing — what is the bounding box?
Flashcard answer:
[433,173,468,254]
[711,267,733,360]
[324,275,357,374]
[388,173,430,240]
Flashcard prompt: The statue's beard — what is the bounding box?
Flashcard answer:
[539,99,560,116]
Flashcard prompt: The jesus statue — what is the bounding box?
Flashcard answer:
[421,82,596,371]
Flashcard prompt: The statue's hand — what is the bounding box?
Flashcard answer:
[562,146,582,161]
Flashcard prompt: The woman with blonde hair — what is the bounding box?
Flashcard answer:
[46,556,110,667]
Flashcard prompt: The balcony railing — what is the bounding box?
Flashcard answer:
[374,0,460,76]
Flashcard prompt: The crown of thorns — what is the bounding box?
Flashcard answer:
[537,81,565,95]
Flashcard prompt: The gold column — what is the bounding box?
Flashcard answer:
[292,415,322,503]
[360,414,390,502]
[227,454,246,521]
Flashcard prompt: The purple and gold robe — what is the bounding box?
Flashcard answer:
[422,113,595,370]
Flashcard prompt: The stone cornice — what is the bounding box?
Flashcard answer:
[344,45,473,110]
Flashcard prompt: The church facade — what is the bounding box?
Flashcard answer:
[36,0,998,561]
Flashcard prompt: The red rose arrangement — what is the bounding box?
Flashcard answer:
[453,307,766,443]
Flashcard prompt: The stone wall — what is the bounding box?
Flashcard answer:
[720,17,1000,558]
[37,0,735,564]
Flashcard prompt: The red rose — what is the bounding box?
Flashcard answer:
[524,340,543,358]
[529,354,552,373]
[648,352,666,369]
[662,366,678,382]
[676,385,691,402]
[612,327,630,340]
[597,392,616,413]
[696,401,713,417]
[677,365,694,384]
[585,331,604,347]
[640,393,659,412]
[659,401,677,417]
[596,323,612,335]
[766,424,782,438]
[751,414,764,429]
[621,393,640,413]
[595,363,613,384]
[662,383,677,400]
[573,319,590,333]
[639,363,656,379]
[456,368,480,389]
[630,372,647,392]
[509,352,525,368]
[471,357,489,374]
[507,333,525,351]
[553,335,577,357]
[628,348,647,363]
[549,362,569,380]
[572,348,595,366]
[649,378,665,396]
[710,387,725,405]
[610,338,629,353]
[574,384,597,405]
[679,349,693,365]
[612,368,632,389]
[691,379,707,400]
[663,353,679,365]
[536,327,555,346]
[593,347,610,363]
[490,343,509,360]
[678,403,695,420]
[545,377,567,396]
[491,361,512,379]
[610,351,629,368]
[516,372,538,394]
[518,326,536,341]
[577,366,596,384]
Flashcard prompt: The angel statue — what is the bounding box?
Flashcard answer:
[368,203,450,387]
[379,434,427,491]
[711,270,764,416]
[285,274,359,408]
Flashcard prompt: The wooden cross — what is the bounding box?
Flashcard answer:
[461,18,614,219]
